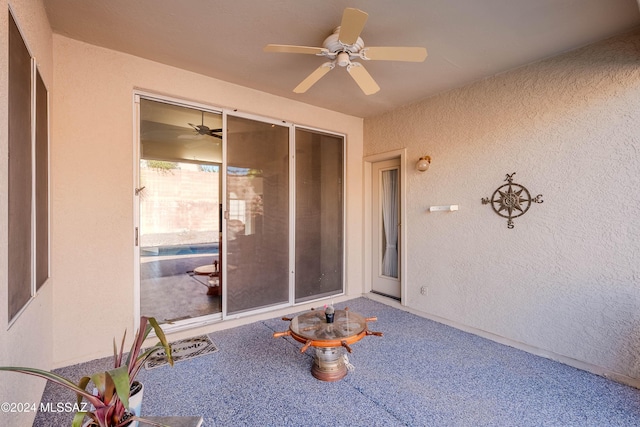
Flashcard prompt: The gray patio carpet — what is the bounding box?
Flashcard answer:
[34,297,640,426]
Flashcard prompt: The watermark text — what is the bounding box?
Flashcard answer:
[1,401,89,413]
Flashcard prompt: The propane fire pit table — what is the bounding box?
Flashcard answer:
[273,307,382,381]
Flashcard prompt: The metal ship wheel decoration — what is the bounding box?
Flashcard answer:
[481,172,543,229]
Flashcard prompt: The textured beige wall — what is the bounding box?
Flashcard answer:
[50,35,363,367]
[0,1,54,425]
[364,29,640,382]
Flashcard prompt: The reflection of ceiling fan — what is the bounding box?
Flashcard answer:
[188,112,222,139]
[264,7,427,95]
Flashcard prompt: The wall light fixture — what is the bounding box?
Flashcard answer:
[416,156,431,172]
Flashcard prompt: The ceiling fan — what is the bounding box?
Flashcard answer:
[264,7,427,95]
[188,112,222,139]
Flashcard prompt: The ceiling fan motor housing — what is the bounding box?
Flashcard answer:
[323,27,364,62]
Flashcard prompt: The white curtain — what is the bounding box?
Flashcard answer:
[381,169,398,278]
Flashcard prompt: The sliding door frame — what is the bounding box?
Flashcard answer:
[133,91,346,332]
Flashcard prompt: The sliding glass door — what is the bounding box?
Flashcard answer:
[225,115,290,315]
[137,95,345,324]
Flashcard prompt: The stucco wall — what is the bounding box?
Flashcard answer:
[364,29,640,383]
[0,1,54,425]
[50,35,363,367]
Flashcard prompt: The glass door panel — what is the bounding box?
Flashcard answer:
[294,129,344,302]
[138,98,222,323]
[371,159,401,299]
[226,115,290,315]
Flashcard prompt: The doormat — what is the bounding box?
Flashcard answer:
[144,335,218,370]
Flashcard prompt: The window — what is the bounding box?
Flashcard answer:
[8,9,50,323]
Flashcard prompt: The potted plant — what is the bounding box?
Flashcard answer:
[0,316,173,427]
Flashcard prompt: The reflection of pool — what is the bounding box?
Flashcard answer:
[141,243,219,257]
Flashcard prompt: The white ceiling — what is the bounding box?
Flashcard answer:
[42,0,640,118]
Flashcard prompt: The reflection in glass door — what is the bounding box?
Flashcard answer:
[225,115,290,315]
[138,98,223,323]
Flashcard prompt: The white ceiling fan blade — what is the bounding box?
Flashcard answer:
[346,63,380,95]
[264,44,327,55]
[338,8,368,45]
[293,62,335,93]
[361,46,428,62]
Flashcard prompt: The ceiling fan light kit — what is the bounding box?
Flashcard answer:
[264,8,427,95]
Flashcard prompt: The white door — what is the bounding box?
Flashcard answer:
[372,158,401,299]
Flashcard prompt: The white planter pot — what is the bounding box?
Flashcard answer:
[128,382,144,427]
